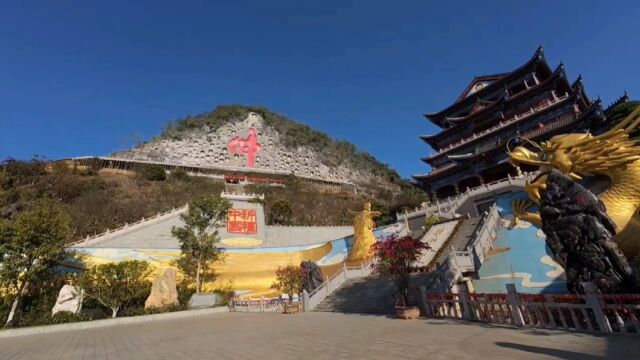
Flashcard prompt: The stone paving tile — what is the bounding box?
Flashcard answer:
[0,312,638,360]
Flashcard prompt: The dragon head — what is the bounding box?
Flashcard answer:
[509,104,640,203]
[509,133,593,181]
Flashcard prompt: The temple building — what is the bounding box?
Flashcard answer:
[413,47,609,200]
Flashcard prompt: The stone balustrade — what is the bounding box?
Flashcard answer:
[398,172,538,220]
[69,204,189,247]
[420,282,640,335]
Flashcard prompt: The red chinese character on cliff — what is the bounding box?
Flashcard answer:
[228,128,261,168]
[227,209,257,234]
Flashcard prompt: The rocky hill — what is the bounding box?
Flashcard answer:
[0,105,427,241]
[114,105,404,193]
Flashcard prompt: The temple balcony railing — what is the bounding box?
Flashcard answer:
[398,172,539,220]
[431,93,570,158]
[472,112,576,156]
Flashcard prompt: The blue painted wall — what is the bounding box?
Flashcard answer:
[472,192,567,293]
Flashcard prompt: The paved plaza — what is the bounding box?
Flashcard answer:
[0,312,638,360]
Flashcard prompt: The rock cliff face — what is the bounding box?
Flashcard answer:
[115,111,380,186]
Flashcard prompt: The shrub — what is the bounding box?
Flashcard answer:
[85,157,102,175]
[269,200,293,225]
[425,214,439,229]
[0,172,12,190]
[169,169,190,181]
[212,280,236,306]
[50,161,70,174]
[271,265,307,303]
[372,202,394,226]
[49,311,93,324]
[78,260,152,318]
[177,280,196,309]
[137,164,166,181]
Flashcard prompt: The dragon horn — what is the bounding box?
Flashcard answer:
[573,104,640,147]
[607,103,640,134]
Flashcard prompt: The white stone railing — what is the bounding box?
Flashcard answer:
[466,202,501,266]
[302,259,375,311]
[420,282,640,335]
[423,203,501,292]
[433,93,570,157]
[230,297,289,313]
[220,191,264,200]
[399,172,537,220]
[68,204,188,247]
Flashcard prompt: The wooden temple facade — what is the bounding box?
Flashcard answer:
[413,47,609,199]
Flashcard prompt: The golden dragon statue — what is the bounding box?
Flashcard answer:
[509,104,640,261]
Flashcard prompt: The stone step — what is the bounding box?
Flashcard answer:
[312,276,399,314]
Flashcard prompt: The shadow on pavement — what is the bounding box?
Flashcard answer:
[495,342,603,360]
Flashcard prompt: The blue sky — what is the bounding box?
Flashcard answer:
[1,1,639,178]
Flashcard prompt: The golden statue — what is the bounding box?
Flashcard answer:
[509,104,640,259]
[348,202,381,263]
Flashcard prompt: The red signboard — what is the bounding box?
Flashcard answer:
[227,209,257,234]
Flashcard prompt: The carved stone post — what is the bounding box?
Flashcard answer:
[302,290,310,312]
[582,282,612,333]
[419,286,430,317]
[325,275,331,293]
[458,284,473,320]
[505,283,525,327]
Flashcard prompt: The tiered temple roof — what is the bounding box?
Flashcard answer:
[413,47,609,199]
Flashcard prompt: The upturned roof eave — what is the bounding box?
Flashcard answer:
[423,63,569,146]
[424,46,547,124]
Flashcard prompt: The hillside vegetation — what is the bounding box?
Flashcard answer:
[0,159,425,243]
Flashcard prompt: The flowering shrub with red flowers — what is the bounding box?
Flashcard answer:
[371,236,430,305]
[271,265,308,303]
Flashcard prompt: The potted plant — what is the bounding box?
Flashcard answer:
[371,235,430,319]
[271,265,307,314]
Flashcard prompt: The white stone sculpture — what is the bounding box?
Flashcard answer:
[52,284,83,316]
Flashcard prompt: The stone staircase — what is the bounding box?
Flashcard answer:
[312,272,437,315]
[224,182,244,194]
[433,216,482,265]
[312,277,397,315]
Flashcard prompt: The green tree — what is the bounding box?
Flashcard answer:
[371,202,394,227]
[0,202,71,327]
[269,199,294,225]
[78,260,151,318]
[171,195,231,293]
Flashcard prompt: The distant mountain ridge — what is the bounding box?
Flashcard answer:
[114,105,404,192]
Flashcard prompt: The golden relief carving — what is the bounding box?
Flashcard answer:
[509,104,640,259]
